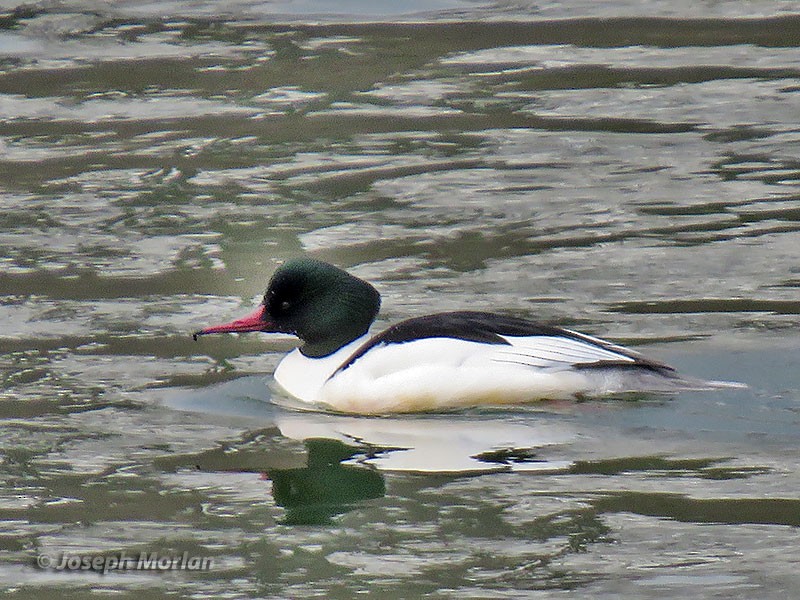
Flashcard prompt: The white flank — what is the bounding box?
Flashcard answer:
[269,333,735,414]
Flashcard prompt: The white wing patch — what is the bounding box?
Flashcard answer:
[493,335,638,369]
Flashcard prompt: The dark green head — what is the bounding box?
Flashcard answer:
[195,259,381,357]
[264,259,381,356]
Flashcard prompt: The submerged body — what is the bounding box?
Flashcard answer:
[195,259,742,414]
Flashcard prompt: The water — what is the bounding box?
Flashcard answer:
[1,1,799,597]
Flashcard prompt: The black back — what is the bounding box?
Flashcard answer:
[333,310,673,375]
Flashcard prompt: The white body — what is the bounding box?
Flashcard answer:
[273,332,728,414]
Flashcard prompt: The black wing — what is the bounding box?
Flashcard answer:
[334,310,673,375]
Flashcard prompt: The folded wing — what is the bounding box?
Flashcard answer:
[493,332,671,372]
[337,310,673,375]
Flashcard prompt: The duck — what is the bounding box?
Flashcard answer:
[194,258,742,414]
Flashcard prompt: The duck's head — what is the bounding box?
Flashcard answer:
[194,259,381,357]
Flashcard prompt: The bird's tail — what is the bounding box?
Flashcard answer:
[586,367,748,396]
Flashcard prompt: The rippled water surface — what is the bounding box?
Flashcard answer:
[2,1,800,597]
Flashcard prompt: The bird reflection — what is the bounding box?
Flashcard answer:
[162,379,576,524]
[264,438,385,525]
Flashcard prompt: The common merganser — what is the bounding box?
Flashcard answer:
[194,258,742,414]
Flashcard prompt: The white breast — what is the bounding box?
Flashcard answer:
[273,334,369,405]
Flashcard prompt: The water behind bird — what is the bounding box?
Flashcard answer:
[1,0,799,597]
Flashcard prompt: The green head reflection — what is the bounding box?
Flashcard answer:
[265,438,386,525]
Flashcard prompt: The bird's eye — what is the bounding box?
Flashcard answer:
[280,300,291,311]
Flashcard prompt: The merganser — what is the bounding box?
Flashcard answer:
[194,258,742,414]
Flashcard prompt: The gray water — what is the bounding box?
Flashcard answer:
[1,1,800,597]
